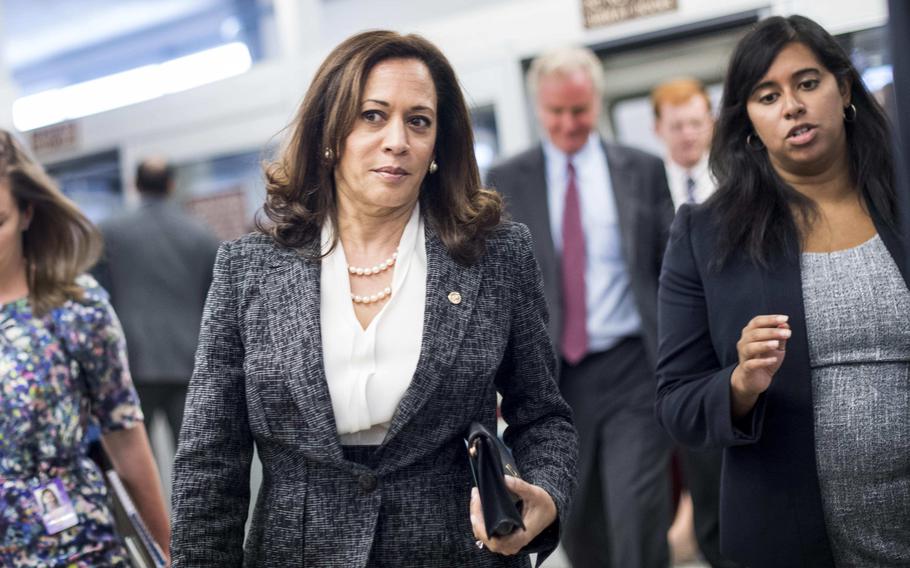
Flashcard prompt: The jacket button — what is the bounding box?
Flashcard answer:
[358,473,378,493]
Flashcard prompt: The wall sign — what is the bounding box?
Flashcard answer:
[582,0,678,28]
[29,121,80,157]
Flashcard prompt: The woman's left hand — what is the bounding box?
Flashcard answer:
[469,476,557,555]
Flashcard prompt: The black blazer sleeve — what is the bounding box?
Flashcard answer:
[495,224,578,552]
[171,241,253,567]
[655,205,766,449]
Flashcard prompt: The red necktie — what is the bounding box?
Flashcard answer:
[560,161,588,365]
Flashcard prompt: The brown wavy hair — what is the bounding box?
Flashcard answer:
[3,131,101,315]
[257,30,502,265]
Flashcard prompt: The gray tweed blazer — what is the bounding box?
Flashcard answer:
[169,221,578,567]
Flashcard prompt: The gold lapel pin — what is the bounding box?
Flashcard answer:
[448,291,462,305]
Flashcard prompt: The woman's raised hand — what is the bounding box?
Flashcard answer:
[730,315,791,418]
[469,476,557,555]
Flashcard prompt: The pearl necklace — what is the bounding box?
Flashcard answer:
[348,250,398,276]
[351,286,392,305]
[348,248,397,304]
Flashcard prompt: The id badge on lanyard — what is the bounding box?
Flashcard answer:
[33,478,78,534]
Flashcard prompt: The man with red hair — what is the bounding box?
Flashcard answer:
[652,77,716,209]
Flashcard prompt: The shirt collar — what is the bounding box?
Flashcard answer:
[542,132,599,170]
[665,152,709,180]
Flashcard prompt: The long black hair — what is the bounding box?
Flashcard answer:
[708,15,895,269]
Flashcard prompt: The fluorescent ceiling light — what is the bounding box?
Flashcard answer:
[12,42,252,132]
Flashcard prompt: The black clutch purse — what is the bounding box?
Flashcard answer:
[465,422,557,565]
[466,422,525,539]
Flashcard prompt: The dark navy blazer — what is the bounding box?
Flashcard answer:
[655,203,909,567]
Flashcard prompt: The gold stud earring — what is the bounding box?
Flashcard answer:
[428,160,438,174]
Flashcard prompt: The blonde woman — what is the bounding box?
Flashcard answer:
[0,131,169,566]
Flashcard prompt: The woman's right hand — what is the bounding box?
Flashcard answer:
[730,315,791,419]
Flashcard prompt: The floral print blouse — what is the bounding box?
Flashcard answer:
[0,275,143,567]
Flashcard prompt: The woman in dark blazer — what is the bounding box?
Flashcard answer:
[656,16,909,568]
[169,31,577,567]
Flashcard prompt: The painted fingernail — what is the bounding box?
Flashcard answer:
[767,340,779,348]
[780,329,792,338]
[777,315,789,323]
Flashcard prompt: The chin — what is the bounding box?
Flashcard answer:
[557,141,586,155]
[371,193,420,211]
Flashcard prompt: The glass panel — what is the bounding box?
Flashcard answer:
[44,150,123,224]
[173,148,270,241]
[471,105,500,178]
[838,26,894,118]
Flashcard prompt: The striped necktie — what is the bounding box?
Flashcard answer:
[685,174,697,204]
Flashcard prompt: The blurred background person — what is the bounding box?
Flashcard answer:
[651,77,736,568]
[652,78,717,209]
[487,47,674,568]
[169,30,577,567]
[656,15,908,567]
[93,157,220,457]
[0,130,170,565]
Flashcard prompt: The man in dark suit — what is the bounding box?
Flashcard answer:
[94,157,219,452]
[487,47,674,568]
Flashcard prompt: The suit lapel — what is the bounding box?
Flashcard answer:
[873,207,910,289]
[759,253,812,387]
[523,147,557,279]
[604,142,639,265]
[263,246,344,463]
[383,226,482,445]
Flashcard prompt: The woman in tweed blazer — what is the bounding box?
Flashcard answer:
[170,31,577,567]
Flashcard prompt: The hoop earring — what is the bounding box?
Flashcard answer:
[746,133,765,151]
[843,104,857,123]
[324,147,334,161]
[428,160,438,174]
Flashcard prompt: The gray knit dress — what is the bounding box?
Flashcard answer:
[801,234,910,567]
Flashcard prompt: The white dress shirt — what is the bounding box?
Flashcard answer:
[320,204,426,445]
[542,133,642,354]
[664,154,716,210]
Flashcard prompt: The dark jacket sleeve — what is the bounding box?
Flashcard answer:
[485,163,513,208]
[655,206,766,449]
[485,164,504,193]
[170,241,253,567]
[650,155,675,269]
[495,223,579,553]
[91,225,115,305]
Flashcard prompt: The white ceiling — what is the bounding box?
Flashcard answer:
[1,0,220,69]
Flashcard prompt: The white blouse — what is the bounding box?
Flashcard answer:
[320,204,426,445]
